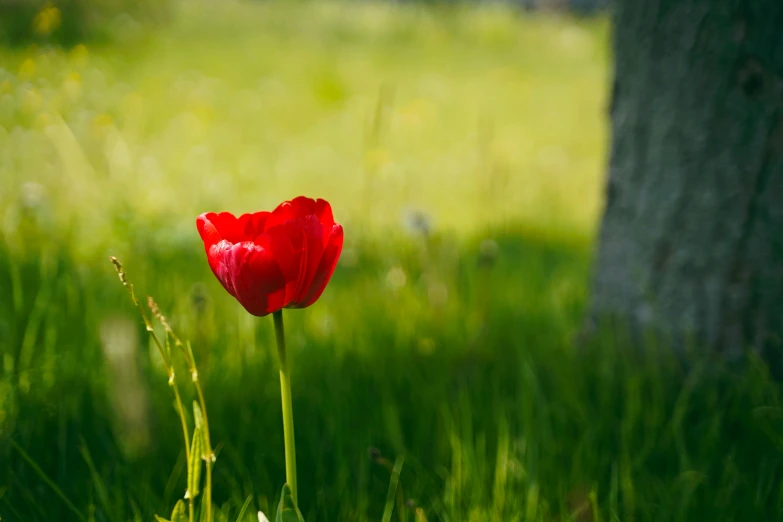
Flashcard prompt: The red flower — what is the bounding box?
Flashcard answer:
[197,197,344,317]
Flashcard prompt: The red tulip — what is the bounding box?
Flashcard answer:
[197,196,344,317]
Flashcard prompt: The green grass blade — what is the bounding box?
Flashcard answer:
[188,427,205,500]
[381,456,405,522]
[79,440,116,522]
[194,401,204,430]
[171,499,188,522]
[9,438,86,522]
[235,495,253,522]
[275,484,304,522]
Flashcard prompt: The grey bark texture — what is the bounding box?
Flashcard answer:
[588,0,783,363]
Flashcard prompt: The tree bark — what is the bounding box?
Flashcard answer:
[588,0,783,363]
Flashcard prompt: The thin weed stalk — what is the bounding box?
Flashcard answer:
[148,297,215,522]
[111,257,213,522]
[109,257,191,457]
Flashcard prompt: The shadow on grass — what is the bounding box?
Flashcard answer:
[1,225,781,521]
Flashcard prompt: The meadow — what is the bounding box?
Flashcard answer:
[1,2,782,521]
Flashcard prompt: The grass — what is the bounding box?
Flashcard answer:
[1,1,783,521]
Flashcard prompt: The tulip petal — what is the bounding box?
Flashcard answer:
[211,241,287,316]
[290,196,335,227]
[237,211,270,238]
[291,223,343,308]
[262,220,308,306]
[211,212,245,243]
[311,198,335,228]
[264,200,300,231]
[197,213,224,249]
[198,211,271,246]
[264,196,335,231]
[290,215,324,304]
[203,239,237,297]
[289,196,317,216]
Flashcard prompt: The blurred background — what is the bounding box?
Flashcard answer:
[1,1,781,521]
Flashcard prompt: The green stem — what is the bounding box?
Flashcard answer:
[179,343,214,522]
[273,310,298,505]
[193,377,213,522]
[172,383,193,522]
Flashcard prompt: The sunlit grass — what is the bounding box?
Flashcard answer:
[0,0,608,260]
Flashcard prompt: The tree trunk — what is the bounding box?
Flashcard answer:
[588,0,783,363]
